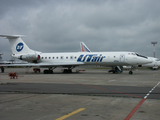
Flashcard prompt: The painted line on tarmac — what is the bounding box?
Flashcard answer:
[108,80,115,82]
[55,108,86,120]
[67,81,142,98]
[124,81,160,120]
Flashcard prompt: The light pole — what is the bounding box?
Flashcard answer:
[151,42,157,58]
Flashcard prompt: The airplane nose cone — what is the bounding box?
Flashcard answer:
[140,58,152,65]
[146,58,153,64]
[127,56,153,65]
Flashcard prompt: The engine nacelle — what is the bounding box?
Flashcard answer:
[19,54,40,62]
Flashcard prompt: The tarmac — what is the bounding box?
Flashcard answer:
[0,67,160,120]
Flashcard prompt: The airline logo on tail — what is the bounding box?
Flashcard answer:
[16,42,24,52]
[80,42,91,52]
[77,54,105,62]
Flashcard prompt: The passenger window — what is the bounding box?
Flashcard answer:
[45,57,47,59]
[53,57,54,59]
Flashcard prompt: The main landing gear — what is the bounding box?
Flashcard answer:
[43,69,53,74]
[43,66,75,74]
[43,67,56,74]
[63,69,72,73]
[63,66,75,73]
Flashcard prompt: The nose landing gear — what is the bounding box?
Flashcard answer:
[129,71,133,74]
[129,66,133,74]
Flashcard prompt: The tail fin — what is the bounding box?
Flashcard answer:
[0,35,35,55]
[80,42,91,52]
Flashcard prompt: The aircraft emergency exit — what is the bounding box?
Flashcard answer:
[0,35,152,74]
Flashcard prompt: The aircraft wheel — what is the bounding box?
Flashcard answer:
[49,70,53,74]
[43,70,48,74]
[68,69,72,73]
[129,71,133,75]
[63,69,72,73]
[63,69,67,73]
[43,70,53,74]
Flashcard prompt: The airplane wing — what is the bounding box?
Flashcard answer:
[0,62,84,67]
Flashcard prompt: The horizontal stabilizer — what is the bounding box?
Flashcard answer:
[0,35,25,39]
[0,62,84,67]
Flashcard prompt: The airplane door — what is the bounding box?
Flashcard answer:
[120,54,125,62]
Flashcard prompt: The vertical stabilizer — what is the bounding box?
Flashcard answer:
[0,35,35,55]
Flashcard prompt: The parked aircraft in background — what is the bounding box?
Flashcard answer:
[80,42,91,52]
[0,53,10,64]
[0,53,28,64]
[0,35,152,74]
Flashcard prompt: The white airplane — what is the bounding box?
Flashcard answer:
[0,35,152,74]
[80,42,160,71]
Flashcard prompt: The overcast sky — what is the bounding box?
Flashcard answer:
[0,0,160,60]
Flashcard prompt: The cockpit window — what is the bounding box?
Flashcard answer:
[135,53,148,59]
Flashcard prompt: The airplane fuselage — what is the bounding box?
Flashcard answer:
[37,52,150,66]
